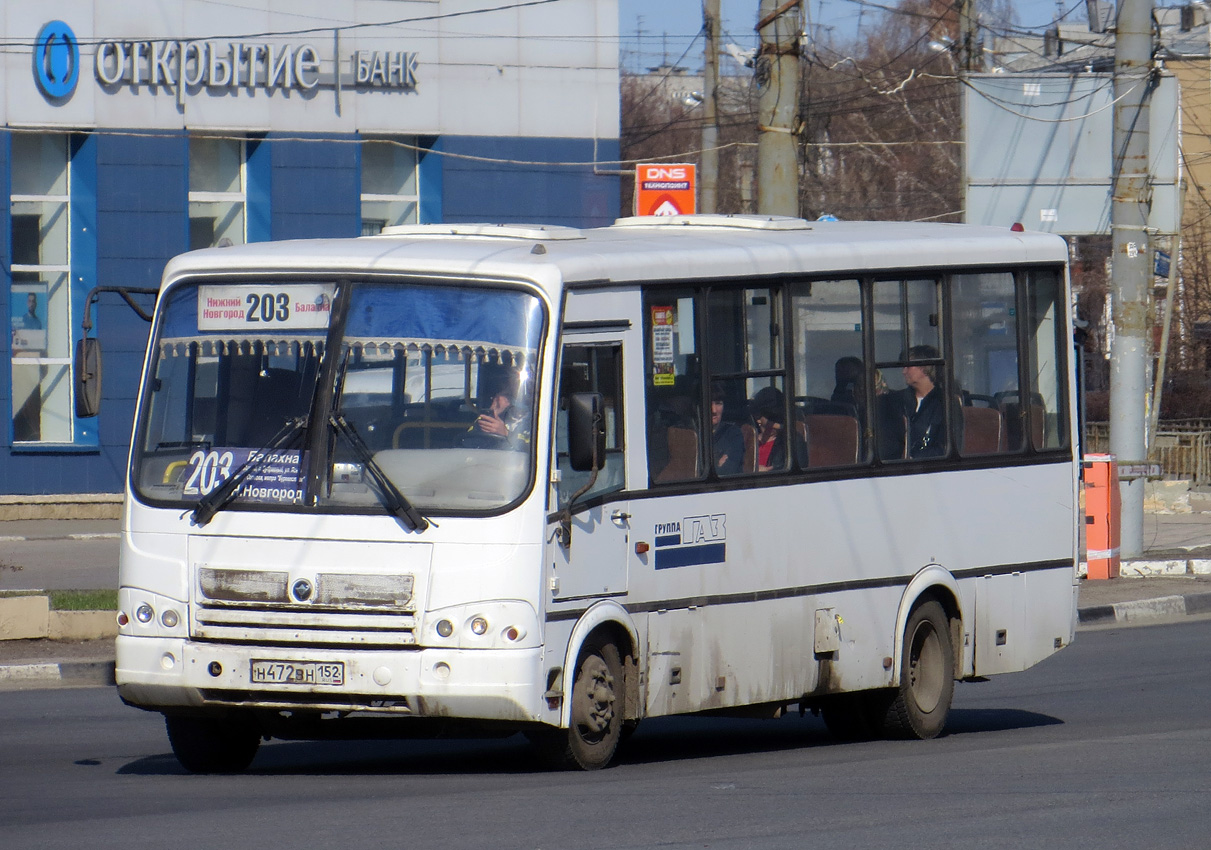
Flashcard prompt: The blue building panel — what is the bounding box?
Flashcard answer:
[269,137,360,240]
[440,137,620,227]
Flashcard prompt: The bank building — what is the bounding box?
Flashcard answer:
[1,1,619,501]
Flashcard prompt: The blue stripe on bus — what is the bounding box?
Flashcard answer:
[654,534,682,548]
[655,543,726,570]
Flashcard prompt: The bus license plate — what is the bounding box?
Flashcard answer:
[250,660,344,686]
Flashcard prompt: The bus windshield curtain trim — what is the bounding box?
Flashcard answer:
[159,336,326,358]
[344,337,533,365]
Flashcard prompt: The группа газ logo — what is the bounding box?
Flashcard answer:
[33,20,80,101]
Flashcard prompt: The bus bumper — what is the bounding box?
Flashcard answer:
[116,635,545,723]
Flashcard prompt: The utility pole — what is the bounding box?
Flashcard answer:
[701,0,721,214]
[756,0,800,216]
[1109,0,1154,558]
[957,0,978,72]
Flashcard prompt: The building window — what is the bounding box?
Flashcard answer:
[189,137,245,249]
[360,140,418,235]
[10,134,73,443]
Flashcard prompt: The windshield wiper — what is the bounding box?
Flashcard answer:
[190,416,308,527]
[329,413,430,532]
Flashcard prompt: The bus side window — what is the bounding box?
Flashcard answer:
[555,344,624,508]
[645,292,705,484]
[1026,270,1070,450]
[791,279,865,467]
[873,278,952,461]
[952,272,1017,455]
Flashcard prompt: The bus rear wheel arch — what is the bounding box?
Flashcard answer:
[884,597,955,739]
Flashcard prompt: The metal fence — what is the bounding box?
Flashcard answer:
[1085,421,1211,485]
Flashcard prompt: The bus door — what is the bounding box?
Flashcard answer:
[548,337,630,601]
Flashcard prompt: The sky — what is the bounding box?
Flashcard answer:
[617,0,1091,71]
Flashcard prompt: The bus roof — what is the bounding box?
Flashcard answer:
[161,216,1069,297]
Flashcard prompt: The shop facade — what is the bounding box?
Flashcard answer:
[2,0,620,495]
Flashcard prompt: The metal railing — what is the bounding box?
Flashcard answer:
[1085,420,1211,485]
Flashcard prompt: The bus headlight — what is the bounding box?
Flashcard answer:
[135,603,155,624]
[470,617,489,635]
[436,619,454,638]
[160,609,180,628]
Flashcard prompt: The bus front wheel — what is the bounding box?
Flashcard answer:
[885,599,954,739]
[533,637,624,770]
[165,714,261,774]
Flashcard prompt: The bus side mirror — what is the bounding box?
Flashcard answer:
[74,337,103,418]
[568,392,605,472]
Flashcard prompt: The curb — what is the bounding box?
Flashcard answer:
[1077,590,1211,626]
[0,532,119,543]
[0,659,115,689]
[1078,558,1211,578]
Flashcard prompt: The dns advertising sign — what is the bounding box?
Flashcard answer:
[635,163,697,216]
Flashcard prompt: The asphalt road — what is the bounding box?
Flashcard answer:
[2,619,1210,849]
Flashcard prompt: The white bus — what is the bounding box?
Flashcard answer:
[91,216,1079,772]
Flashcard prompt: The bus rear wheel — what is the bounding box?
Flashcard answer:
[165,714,261,774]
[884,599,954,739]
[533,637,624,770]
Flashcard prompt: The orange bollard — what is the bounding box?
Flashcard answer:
[1083,453,1121,580]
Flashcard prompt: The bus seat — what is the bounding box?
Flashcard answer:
[803,414,859,467]
[656,426,699,482]
[740,423,757,473]
[962,406,1005,454]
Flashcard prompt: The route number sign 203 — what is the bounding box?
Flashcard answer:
[197,283,336,332]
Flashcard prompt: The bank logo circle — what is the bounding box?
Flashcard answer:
[34,20,80,100]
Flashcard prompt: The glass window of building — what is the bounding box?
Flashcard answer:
[189,137,245,249]
[360,140,419,235]
[10,134,72,443]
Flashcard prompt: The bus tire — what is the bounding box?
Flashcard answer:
[884,599,954,739]
[165,714,261,774]
[533,637,624,770]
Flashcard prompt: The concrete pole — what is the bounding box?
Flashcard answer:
[701,0,721,214]
[756,0,800,217]
[957,0,978,73]
[1109,0,1153,557]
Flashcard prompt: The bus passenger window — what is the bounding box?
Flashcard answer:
[1027,270,1070,450]
[873,279,955,461]
[645,293,704,485]
[952,272,1017,455]
[791,279,865,467]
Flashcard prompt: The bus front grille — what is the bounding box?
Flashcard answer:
[192,604,418,646]
[192,567,418,647]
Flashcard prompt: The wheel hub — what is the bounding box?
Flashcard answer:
[573,655,616,738]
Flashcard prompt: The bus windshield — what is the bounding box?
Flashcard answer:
[132,278,544,515]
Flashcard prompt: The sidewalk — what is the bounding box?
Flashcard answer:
[5,513,1211,689]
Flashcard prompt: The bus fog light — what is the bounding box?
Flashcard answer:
[436,619,454,638]
[471,617,488,635]
[433,662,451,679]
[135,603,154,624]
[504,626,526,642]
[208,661,222,677]
[160,653,176,670]
[160,609,180,628]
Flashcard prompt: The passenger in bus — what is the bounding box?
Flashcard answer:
[711,384,745,475]
[462,377,530,450]
[899,345,960,459]
[830,356,863,409]
[750,386,791,471]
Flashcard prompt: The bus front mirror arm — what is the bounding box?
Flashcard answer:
[559,392,606,548]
